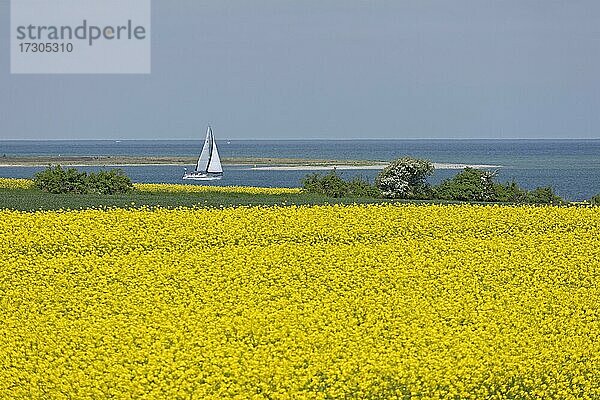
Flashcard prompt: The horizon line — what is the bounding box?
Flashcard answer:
[1,137,600,142]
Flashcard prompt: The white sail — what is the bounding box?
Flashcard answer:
[195,126,213,172]
[183,125,223,181]
[207,135,223,173]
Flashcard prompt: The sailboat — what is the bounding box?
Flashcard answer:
[183,126,223,180]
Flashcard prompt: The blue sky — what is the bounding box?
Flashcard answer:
[1,0,599,140]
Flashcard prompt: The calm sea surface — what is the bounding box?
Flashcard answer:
[1,140,599,201]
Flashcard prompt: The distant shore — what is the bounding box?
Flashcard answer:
[0,156,501,170]
[253,163,502,171]
[0,156,382,167]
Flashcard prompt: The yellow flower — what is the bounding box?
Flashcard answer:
[0,204,599,398]
[134,183,301,195]
[0,177,35,189]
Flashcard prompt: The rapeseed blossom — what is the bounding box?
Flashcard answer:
[0,178,34,189]
[134,183,301,195]
[0,204,599,398]
[0,177,299,195]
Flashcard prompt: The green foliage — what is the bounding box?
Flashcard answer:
[34,165,88,194]
[434,167,564,205]
[494,180,529,203]
[435,167,498,202]
[375,157,435,199]
[301,171,348,198]
[526,186,564,205]
[34,165,133,195]
[301,171,379,198]
[345,176,381,198]
[591,194,600,206]
[87,169,134,195]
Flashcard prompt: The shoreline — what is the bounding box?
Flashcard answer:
[0,156,502,170]
[0,156,382,167]
[251,163,502,171]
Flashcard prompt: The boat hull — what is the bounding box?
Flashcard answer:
[182,172,223,181]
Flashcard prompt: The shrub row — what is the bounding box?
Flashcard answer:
[434,167,564,205]
[301,171,379,198]
[302,158,570,205]
[34,166,133,195]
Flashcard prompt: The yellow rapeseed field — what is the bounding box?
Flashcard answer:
[0,178,300,195]
[134,183,301,195]
[1,204,599,399]
[0,178,35,190]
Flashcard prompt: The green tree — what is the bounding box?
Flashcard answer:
[435,167,498,202]
[526,187,564,205]
[494,180,529,204]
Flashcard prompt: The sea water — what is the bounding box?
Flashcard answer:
[1,140,599,201]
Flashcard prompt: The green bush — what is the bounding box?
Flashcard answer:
[375,157,434,199]
[433,168,564,205]
[591,194,600,206]
[301,171,348,198]
[435,167,498,202]
[34,165,87,194]
[87,169,134,195]
[526,186,564,205]
[346,176,381,198]
[494,180,529,204]
[301,171,379,198]
[34,166,133,195]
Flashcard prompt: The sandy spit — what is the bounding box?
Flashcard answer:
[250,163,502,171]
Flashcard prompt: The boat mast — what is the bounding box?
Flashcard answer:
[206,126,214,173]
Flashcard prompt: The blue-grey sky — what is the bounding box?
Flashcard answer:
[1,0,599,140]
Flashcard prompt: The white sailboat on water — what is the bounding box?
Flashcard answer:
[183,126,223,180]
